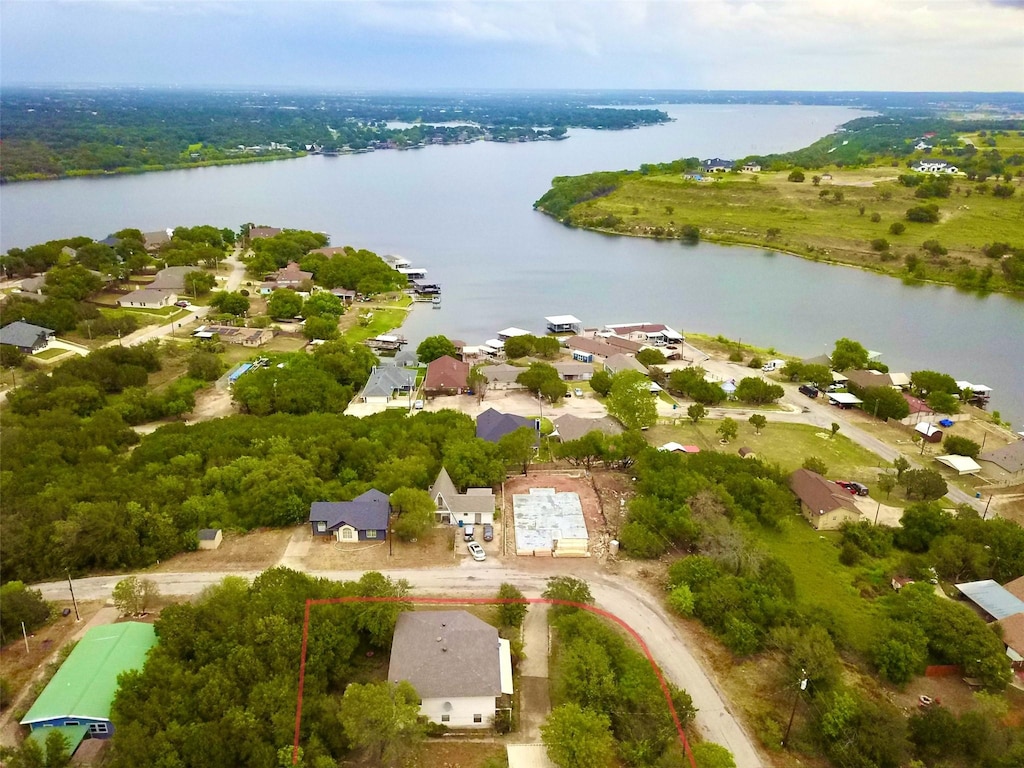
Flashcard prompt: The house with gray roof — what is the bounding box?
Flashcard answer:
[148,266,193,292]
[117,288,177,309]
[482,363,525,389]
[552,361,594,381]
[0,321,55,354]
[955,580,1024,622]
[429,467,495,526]
[358,366,417,405]
[309,489,390,541]
[552,414,623,443]
[476,408,536,443]
[603,353,648,376]
[979,441,1024,481]
[388,610,513,728]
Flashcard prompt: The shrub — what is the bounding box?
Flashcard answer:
[680,224,700,243]
[871,238,890,252]
[788,169,805,182]
[802,456,828,475]
[992,184,1016,198]
[889,222,906,235]
[922,239,947,256]
[943,435,980,458]
[870,212,882,223]
[906,204,940,223]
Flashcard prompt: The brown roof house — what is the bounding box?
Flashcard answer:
[428,467,495,526]
[997,613,1024,668]
[247,226,282,241]
[424,355,470,395]
[388,610,513,728]
[789,468,861,531]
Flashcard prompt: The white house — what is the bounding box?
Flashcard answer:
[911,160,959,174]
[429,467,495,526]
[388,611,513,729]
[742,162,762,172]
[117,288,177,309]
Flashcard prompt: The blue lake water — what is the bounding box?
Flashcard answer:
[2,104,1021,427]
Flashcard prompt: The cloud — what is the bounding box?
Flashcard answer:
[1,0,1021,90]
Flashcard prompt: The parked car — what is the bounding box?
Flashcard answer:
[174,300,190,308]
[574,388,583,397]
[483,524,494,542]
[467,541,486,561]
[463,525,475,541]
[413,399,424,410]
[835,481,856,494]
[849,482,869,496]
[799,384,819,398]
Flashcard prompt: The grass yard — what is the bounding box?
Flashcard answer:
[343,306,410,344]
[32,347,68,360]
[756,517,883,653]
[647,421,890,479]
[561,167,1023,293]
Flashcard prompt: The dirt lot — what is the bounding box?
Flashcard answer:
[151,528,293,573]
[993,490,1024,524]
[503,471,613,560]
[300,526,461,571]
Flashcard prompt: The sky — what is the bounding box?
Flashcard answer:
[1,0,1022,92]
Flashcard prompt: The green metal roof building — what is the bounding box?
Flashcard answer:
[21,622,156,751]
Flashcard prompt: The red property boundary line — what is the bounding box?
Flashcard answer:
[293,595,697,768]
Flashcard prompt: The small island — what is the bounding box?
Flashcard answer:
[534,116,1024,295]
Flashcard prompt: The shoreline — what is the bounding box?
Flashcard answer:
[536,209,1023,299]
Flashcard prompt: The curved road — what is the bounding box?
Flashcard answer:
[34,565,765,768]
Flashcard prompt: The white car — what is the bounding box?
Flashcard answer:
[467,541,486,561]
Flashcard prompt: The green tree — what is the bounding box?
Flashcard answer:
[636,348,666,367]
[415,335,457,363]
[831,338,870,370]
[183,270,216,297]
[860,386,911,420]
[302,291,345,319]
[267,289,303,319]
[877,473,897,499]
[687,403,707,425]
[943,435,981,458]
[788,169,805,182]
[901,470,948,502]
[589,369,612,396]
[443,439,506,489]
[802,456,828,475]
[830,422,841,439]
[541,704,615,768]
[893,455,910,481]
[692,742,736,768]
[517,362,566,403]
[735,377,783,404]
[187,350,223,382]
[0,345,26,369]
[0,582,50,644]
[112,576,159,616]
[895,501,953,550]
[926,391,960,415]
[502,334,535,359]
[210,291,250,316]
[607,370,656,430]
[872,621,929,685]
[467,366,488,404]
[499,426,537,475]
[303,316,339,341]
[543,576,594,619]
[748,414,767,435]
[716,418,738,443]
[802,363,834,390]
[496,583,528,628]
[667,584,695,616]
[338,681,426,767]
[389,488,436,541]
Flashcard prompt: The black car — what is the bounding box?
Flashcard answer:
[483,524,494,542]
[799,385,819,398]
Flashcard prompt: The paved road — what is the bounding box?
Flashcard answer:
[36,566,765,767]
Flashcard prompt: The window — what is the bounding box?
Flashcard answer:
[366,529,377,539]
[316,521,326,533]
[341,528,354,540]
[64,721,79,726]
[89,723,109,734]
[473,714,483,724]
[441,715,450,723]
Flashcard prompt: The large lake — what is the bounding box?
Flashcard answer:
[2,104,1022,428]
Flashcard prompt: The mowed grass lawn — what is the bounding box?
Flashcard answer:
[570,168,1023,289]
[343,306,409,344]
[647,420,890,480]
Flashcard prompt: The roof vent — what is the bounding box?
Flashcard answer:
[442,647,447,652]
[436,637,442,642]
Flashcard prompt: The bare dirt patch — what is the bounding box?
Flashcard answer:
[992,490,1024,524]
[150,528,293,573]
[590,470,635,543]
[503,471,605,558]
[189,384,237,422]
[301,526,459,571]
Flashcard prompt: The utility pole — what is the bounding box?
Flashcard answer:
[983,495,993,521]
[67,570,80,621]
[782,670,808,748]
[874,500,881,525]
[21,621,30,653]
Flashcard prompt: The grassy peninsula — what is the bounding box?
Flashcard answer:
[535,119,1024,295]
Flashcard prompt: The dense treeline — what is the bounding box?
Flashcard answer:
[0,90,669,180]
[542,577,696,767]
[751,116,1024,175]
[108,568,412,768]
[0,352,512,580]
[534,170,630,220]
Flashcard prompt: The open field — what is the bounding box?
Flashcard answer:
[555,167,1023,293]
[150,528,293,573]
[342,304,410,344]
[646,421,890,480]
